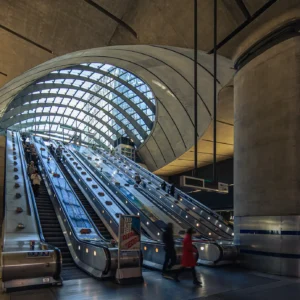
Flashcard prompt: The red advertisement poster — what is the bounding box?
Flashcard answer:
[119,215,141,251]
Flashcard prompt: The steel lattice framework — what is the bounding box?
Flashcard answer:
[3,63,156,148]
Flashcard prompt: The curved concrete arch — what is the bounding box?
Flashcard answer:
[0,45,234,172]
[5,95,141,145]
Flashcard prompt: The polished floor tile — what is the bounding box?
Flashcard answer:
[1,266,299,300]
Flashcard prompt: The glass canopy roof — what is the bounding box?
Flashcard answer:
[8,63,156,149]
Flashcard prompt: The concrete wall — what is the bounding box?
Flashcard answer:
[233,36,300,277]
[234,36,300,217]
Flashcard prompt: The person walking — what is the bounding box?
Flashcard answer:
[135,174,141,185]
[49,144,55,155]
[175,228,201,286]
[21,134,26,144]
[169,183,175,197]
[31,170,42,196]
[31,149,38,165]
[25,145,31,163]
[27,161,36,176]
[162,223,177,277]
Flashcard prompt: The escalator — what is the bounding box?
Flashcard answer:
[53,154,112,240]
[53,142,184,269]
[34,174,89,280]
[1,131,62,291]
[116,152,234,238]
[78,146,238,265]
[103,150,233,239]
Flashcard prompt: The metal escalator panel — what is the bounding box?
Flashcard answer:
[62,144,187,269]
[75,147,180,231]
[70,148,166,241]
[50,140,121,241]
[117,152,234,238]
[88,148,238,264]
[1,131,62,291]
[35,181,89,280]
[83,147,222,240]
[101,150,232,239]
[53,153,112,241]
[32,136,119,279]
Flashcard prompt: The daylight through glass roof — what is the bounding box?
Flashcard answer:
[6,63,156,148]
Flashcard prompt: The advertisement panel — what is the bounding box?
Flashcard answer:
[119,215,141,252]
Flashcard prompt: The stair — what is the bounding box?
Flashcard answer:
[55,156,112,240]
[35,181,89,280]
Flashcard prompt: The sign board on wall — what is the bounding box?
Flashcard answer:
[218,182,229,193]
[119,215,141,252]
[180,176,205,188]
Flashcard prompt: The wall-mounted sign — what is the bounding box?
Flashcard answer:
[218,182,229,193]
[180,176,205,189]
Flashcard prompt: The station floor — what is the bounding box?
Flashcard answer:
[1,266,300,300]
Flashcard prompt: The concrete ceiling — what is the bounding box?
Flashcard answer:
[155,83,234,176]
[0,46,234,175]
[0,0,299,176]
[1,0,300,88]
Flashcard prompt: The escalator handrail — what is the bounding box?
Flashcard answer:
[17,133,63,263]
[12,132,63,280]
[71,148,164,239]
[118,153,214,213]
[33,136,109,245]
[106,151,221,222]
[58,152,116,241]
[35,154,112,274]
[51,140,120,241]
[117,153,228,222]
[104,150,232,240]
[16,132,33,216]
[16,132,43,240]
[117,153,233,234]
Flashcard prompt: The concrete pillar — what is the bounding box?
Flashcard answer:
[234,36,300,276]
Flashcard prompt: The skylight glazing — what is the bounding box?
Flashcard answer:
[8,63,156,148]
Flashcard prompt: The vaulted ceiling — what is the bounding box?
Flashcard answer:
[0,0,299,175]
[1,0,299,88]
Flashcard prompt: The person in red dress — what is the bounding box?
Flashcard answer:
[175,228,201,286]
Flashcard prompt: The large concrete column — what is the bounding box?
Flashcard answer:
[234,36,300,276]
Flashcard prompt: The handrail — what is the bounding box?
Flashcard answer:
[117,153,221,217]
[17,132,64,261]
[61,154,117,241]
[51,140,119,241]
[16,132,44,239]
[106,151,233,236]
[34,144,112,276]
[33,136,108,245]
[72,148,163,240]
[16,131,33,216]
[95,149,229,240]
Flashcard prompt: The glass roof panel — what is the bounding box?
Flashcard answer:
[9,63,156,148]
